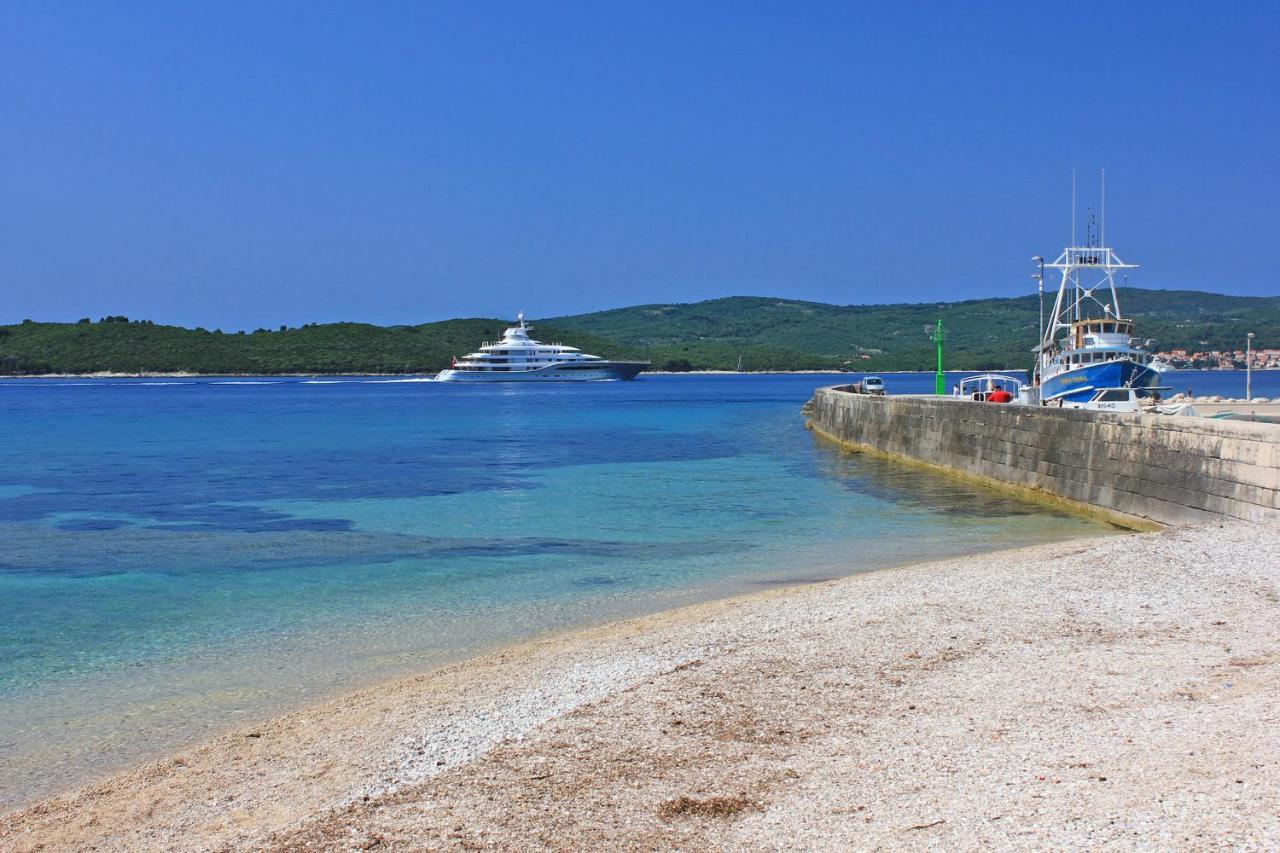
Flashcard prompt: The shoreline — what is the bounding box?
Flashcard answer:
[4,522,1277,850]
[0,532,1101,814]
[3,367,1277,380]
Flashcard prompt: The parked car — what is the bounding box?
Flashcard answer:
[861,376,886,395]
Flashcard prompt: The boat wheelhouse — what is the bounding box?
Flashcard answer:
[435,314,648,382]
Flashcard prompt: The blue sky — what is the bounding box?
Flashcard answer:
[2,2,1277,328]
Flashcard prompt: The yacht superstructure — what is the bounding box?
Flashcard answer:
[435,314,648,382]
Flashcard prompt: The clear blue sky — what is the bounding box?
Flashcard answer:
[3,2,1277,329]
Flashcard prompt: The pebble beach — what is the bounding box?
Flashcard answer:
[3,518,1278,850]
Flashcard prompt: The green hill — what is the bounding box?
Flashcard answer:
[0,317,632,375]
[1,289,1276,375]
[548,289,1280,372]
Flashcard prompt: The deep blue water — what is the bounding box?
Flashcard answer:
[0,370,1258,805]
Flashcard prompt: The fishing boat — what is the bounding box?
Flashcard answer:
[435,314,648,382]
[1034,179,1161,405]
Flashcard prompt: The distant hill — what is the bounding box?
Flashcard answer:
[549,289,1280,372]
[2,288,1276,375]
[0,317,631,375]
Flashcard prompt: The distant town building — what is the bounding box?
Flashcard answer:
[1153,344,1278,370]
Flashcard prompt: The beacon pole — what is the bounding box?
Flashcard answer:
[1246,332,1254,400]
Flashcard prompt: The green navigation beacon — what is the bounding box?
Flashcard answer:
[929,319,945,395]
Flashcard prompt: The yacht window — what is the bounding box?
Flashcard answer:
[1097,389,1130,402]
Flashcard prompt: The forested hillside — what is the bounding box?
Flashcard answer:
[0,318,631,375]
[549,289,1280,372]
[2,288,1275,375]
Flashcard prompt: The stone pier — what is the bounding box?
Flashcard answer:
[806,387,1280,527]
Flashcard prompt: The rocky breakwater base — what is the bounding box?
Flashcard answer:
[805,387,1280,528]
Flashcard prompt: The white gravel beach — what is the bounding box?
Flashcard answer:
[2,519,1277,851]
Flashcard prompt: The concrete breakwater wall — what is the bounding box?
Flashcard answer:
[807,387,1280,527]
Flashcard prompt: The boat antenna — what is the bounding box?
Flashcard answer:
[1100,168,1106,247]
[1071,169,1077,246]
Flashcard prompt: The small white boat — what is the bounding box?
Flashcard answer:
[956,373,1024,403]
[1061,386,1180,413]
[435,314,648,382]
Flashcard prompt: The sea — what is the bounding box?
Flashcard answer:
[0,369,1271,808]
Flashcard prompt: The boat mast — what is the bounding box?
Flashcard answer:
[1038,171,1137,373]
[1071,169,1077,248]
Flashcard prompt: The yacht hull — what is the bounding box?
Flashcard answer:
[435,361,647,382]
[1040,358,1160,403]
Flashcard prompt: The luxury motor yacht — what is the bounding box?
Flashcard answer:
[435,314,648,382]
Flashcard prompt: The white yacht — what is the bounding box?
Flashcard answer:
[435,314,648,382]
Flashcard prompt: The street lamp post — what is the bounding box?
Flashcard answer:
[1031,256,1045,383]
[1246,332,1255,400]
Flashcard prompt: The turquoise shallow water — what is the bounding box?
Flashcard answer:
[0,372,1125,807]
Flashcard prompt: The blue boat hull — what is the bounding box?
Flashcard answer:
[1041,359,1160,403]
